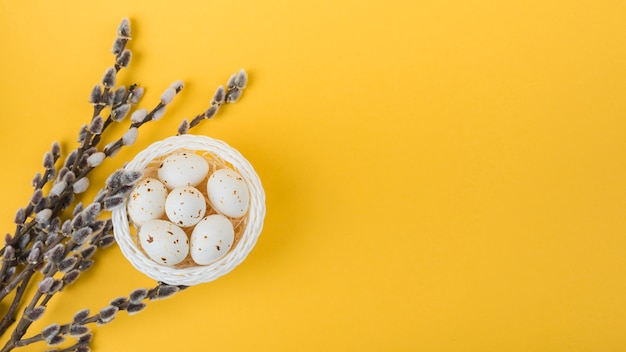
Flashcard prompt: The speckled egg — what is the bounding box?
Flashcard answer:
[157,151,209,189]
[190,214,235,265]
[165,186,206,227]
[206,168,250,218]
[139,219,189,266]
[127,178,168,226]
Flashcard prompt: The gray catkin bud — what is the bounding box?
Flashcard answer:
[226,88,242,103]
[27,247,41,264]
[156,285,180,299]
[78,334,93,346]
[80,245,97,259]
[130,108,148,124]
[98,235,116,248]
[71,214,84,230]
[99,306,118,324]
[73,309,90,323]
[33,240,44,252]
[42,324,61,342]
[177,120,189,135]
[189,116,204,128]
[121,170,142,186]
[83,203,101,223]
[90,220,106,234]
[49,217,61,235]
[106,170,124,190]
[61,220,72,236]
[49,279,63,293]
[103,141,121,157]
[49,181,67,197]
[36,209,52,223]
[51,142,61,160]
[103,90,115,106]
[24,306,46,321]
[69,323,89,337]
[127,302,146,315]
[152,105,166,121]
[73,178,90,194]
[78,125,89,143]
[130,87,144,104]
[205,105,218,119]
[112,104,131,121]
[48,168,58,181]
[72,203,84,217]
[118,18,131,38]
[84,147,97,156]
[116,49,132,68]
[113,87,126,105]
[32,172,42,188]
[129,288,148,302]
[62,170,76,184]
[103,196,124,210]
[102,67,116,88]
[87,152,106,167]
[39,262,53,274]
[72,228,92,244]
[235,69,248,89]
[212,85,226,105]
[45,244,65,264]
[160,87,176,105]
[43,152,55,169]
[89,116,104,134]
[63,269,80,285]
[110,296,129,308]
[227,73,237,90]
[2,267,15,283]
[89,85,102,104]
[111,37,125,55]
[122,127,138,146]
[48,335,65,346]
[78,259,94,271]
[14,208,26,224]
[170,80,184,92]
[57,167,69,182]
[4,245,15,261]
[65,150,78,168]
[38,277,55,293]
[59,256,78,272]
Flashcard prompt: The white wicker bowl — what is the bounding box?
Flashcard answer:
[112,135,265,286]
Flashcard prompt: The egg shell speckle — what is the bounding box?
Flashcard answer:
[127,178,168,226]
[157,151,209,189]
[139,219,189,266]
[165,186,207,227]
[206,168,250,218]
[190,214,235,265]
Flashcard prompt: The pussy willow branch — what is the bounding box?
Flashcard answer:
[0,20,138,324]
[13,283,187,351]
[0,18,248,352]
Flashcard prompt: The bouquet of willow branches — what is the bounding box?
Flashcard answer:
[0,18,247,352]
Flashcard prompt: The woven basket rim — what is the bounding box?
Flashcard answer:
[112,134,265,286]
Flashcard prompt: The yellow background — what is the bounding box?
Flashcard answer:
[1,0,626,351]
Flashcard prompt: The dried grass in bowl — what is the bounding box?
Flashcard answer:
[112,134,265,286]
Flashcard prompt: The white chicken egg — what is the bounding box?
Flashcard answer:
[190,214,235,265]
[165,186,206,227]
[127,178,168,226]
[206,168,250,218]
[139,219,189,266]
[157,151,209,189]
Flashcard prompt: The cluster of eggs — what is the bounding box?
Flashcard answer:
[126,151,249,266]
